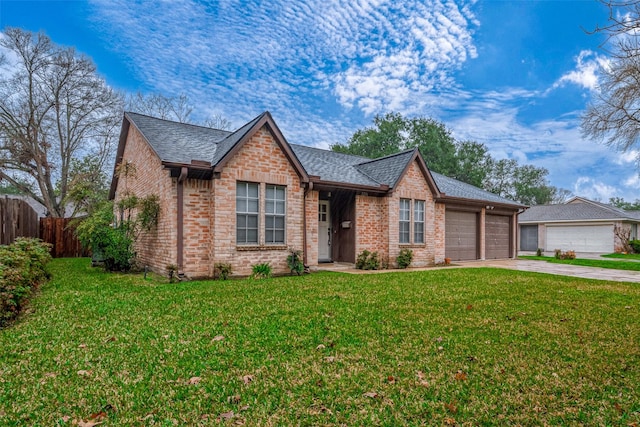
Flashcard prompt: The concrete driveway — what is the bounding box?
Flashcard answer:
[461,259,640,283]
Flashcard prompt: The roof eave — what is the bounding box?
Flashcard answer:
[436,194,526,210]
[310,177,389,194]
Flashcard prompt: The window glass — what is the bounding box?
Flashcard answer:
[265,185,286,244]
[414,200,425,244]
[236,182,259,244]
[400,199,410,244]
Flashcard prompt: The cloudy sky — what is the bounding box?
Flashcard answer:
[1,0,637,202]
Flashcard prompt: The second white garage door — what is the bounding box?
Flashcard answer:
[545,224,614,253]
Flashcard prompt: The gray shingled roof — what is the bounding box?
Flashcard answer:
[430,171,521,206]
[356,149,416,189]
[290,144,381,187]
[125,112,522,206]
[126,112,231,164]
[519,200,640,222]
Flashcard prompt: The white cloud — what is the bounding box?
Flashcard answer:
[572,177,619,201]
[624,173,640,189]
[551,50,609,92]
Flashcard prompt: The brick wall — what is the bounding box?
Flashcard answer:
[355,194,387,257]
[211,126,305,276]
[389,160,435,267]
[114,126,176,274]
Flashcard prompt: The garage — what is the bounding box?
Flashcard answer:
[546,224,614,253]
[486,214,511,259]
[445,210,478,261]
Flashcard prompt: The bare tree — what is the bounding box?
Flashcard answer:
[125,92,193,123]
[582,1,640,164]
[203,113,232,130]
[0,28,122,217]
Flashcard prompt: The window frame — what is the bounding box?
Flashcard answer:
[399,198,411,244]
[414,200,425,244]
[236,181,260,245]
[264,184,286,245]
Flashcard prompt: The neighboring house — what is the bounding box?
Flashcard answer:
[518,196,640,253]
[109,111,524,277]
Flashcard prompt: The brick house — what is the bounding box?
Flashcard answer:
[109,111,524,277]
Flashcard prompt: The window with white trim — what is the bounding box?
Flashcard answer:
[399,198,411,244]
[414,200,425,244]
[236,182,259,244]
[265,185,286,244]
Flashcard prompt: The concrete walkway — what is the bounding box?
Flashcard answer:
[459,259,640,283]
[316,259,640,283]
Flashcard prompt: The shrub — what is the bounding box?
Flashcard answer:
[630,239,640,254]
[0,238,52,328]
[252,262,272,279]
[75,202,135,271]
[214,262,232,280]
[286,248,304,276]
[356,250,381,270]
[536,248,542,257]
[166,264,178,283]
[554,249,576,260]
[396,248,413,269]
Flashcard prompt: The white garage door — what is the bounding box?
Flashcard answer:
[546,224,614,253]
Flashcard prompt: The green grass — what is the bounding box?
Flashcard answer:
[603,252,640,260]
[1,258,639,426]
[520,255,640,271]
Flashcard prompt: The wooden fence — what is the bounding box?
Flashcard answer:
[40,217,89,258]
[0,196,39,245]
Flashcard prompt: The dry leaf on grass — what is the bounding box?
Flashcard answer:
[454,371,467,381]
[219,411,235,420]
[363,391,380,399]
[77,370,92,377]
[212,335,225,342]
[76,420,102,427]
[187,376,202,385]
[316,344,326,350]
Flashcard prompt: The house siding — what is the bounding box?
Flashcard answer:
[114,125,176,274]
[305,190,319,266]
[211,126,304,276]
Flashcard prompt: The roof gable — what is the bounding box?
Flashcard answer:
[356,149,440,196]
[212,112,308,182]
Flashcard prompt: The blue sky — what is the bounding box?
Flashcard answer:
[1,0,637,202]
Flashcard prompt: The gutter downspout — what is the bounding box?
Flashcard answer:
[303,181,314,266]
[177,167,188,276]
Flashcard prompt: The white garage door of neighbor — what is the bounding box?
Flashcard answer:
[545,224,614,253]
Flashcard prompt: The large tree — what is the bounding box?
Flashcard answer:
[331,112,459,176]
[0,28,122,217]
[582,1,640,164]
[333,113,562,204]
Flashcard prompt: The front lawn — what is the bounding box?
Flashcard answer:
[1,258,638,425]
[603,253,640,260]
[520,255,640,271]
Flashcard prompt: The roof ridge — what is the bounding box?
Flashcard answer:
[125,111,233,134]
[290,143,370,161]
[356,148,416,166]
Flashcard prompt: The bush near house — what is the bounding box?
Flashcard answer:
[356,250,382,270]
[0,238,51,328]
[554,249,576,260]
[630,239,640,254]
[396,248,414,269]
